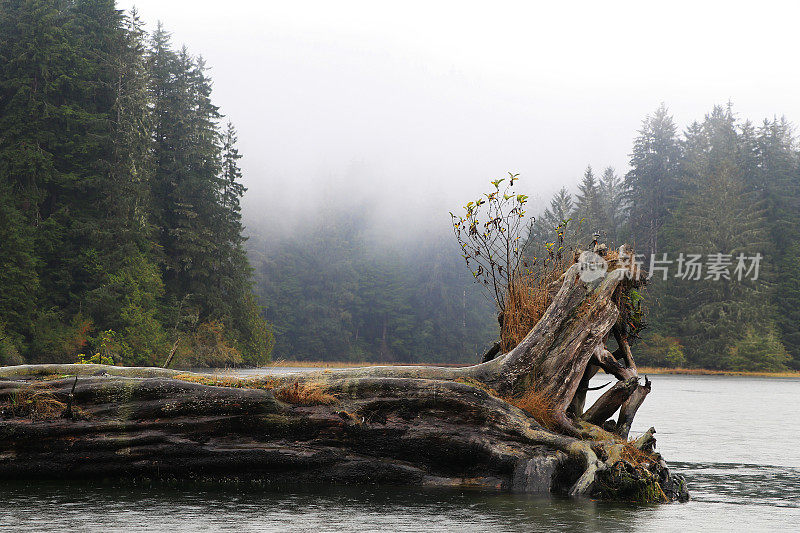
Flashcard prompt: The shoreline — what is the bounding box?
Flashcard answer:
[260,360,800,378]
[636,366,800,378]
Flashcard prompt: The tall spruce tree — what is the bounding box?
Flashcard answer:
[148,30,269,363]
[624,103,681,256]
[753,118,800,366]
[0,0,127,360]
[598,166,624,245]
[572,165,605,243]
[529,187,574,246]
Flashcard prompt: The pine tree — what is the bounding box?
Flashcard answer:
[572,165,605,243]
[753,118,800,366]
[0,0,128,359]
[148,31,212,312]
[0,182,39,355]
[624,103,681,256]
[530,187,573,246]
[218,122,272,362]
[598,166,624,244]
[147,29,270,363]
[0,6,271,365]
[74,2,168,364]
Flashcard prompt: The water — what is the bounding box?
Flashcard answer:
[1,373,799,532]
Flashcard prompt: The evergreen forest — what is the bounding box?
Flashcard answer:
[0,0,270,367]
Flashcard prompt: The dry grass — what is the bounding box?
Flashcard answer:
[500,264,568,352]
[172,373,337,405]
[3,383,66,420]
[453,377,559,430]
[636,366,800,378]
[505,388,558,430]
[621,439,658,467]
[274,381,337,406]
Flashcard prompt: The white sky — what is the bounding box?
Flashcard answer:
[118,0,800,235]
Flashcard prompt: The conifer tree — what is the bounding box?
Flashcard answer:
[0,5,271,365]
[572,165,605,242]
[598,166,624,244]
[530,187,573,245]
[0,0,127,359]
[624,104,681,256]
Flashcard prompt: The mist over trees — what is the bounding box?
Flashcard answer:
[0,1,269,367]
[249,102,800,371]
[247,208,496,364]
[1,3,799,373]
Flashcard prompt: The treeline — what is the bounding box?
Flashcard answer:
[0,1,271,367]
[531,104,800,371]
[248,209,496,363]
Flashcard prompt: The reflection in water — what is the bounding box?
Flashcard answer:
[1,375,800,531]
[1,475,799,533]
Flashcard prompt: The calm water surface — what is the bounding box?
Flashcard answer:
[1,373,798,532]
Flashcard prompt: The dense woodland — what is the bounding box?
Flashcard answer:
[0,1,270,367]
[2,2,798,372]
[530,104,799,371]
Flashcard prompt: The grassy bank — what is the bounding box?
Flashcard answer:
[264,360,800,378]
[636,366,800,378]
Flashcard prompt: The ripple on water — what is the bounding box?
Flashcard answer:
[673,461,800,508]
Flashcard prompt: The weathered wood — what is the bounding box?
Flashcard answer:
[616,376,651,438]
[612,326,638,376]
[0,374,600,495]
[580,377,639,425]
[633,427,657,452]
[481,341,502,363]
[569,363,600,418]
[592,345,638,381]
[162,338,180,369]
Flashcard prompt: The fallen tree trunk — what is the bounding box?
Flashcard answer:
[0,247,688,502]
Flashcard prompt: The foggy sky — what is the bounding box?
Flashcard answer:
[118,0,800,238]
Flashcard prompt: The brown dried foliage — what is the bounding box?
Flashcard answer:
[506,387,558,430]
[621,440,658,467]
[274,381,337,406]
[2,383,66,420]
[173,374,337,406]
[500,262,569,352]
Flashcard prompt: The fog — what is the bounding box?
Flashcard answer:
[119,0,800,239]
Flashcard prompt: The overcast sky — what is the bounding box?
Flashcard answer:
[118,0,800,236]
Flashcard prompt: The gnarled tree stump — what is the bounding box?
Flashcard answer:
[0,248,688,502]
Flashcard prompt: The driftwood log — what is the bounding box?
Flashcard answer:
[0,250,688,502]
